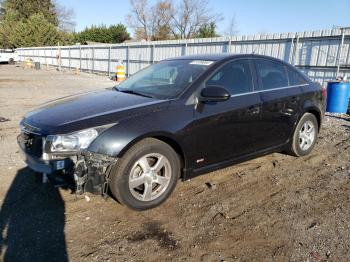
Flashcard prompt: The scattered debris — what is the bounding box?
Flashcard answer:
[0,117,10,122]
[84,195,91,202]
[308,221,318,229]
[310,251,321,261]
[272,160,280,168]
[205,182,217,190]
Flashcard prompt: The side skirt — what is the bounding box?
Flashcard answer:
[182,144,286,181]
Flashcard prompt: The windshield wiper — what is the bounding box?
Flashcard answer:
[114,87,155,99]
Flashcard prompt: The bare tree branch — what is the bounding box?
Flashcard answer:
[171,0,222,39]
[224,16,239,36]
[53,1,76,32]
[126,0,223,40]
[126,0,152,40]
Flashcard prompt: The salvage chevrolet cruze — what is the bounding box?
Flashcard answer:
[18,54,325,210]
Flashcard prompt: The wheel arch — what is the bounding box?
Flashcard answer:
[302,106,322,131]
[301,99,322,130]
[117,132,187,177]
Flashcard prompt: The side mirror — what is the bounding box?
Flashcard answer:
[199,85,230,103]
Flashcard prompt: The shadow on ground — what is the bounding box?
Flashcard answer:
[0,168,67,262]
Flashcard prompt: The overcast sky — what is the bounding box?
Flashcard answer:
[58,0,350,35]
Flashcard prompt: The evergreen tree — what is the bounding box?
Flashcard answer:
[12,13,61,47]
[3,0,57,25]
[0,0,77,48]
[195,22,219,38]
[74,24,130,44]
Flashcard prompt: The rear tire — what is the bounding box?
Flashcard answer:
[287,113,318,157]
[8,58,15,65]
[109,138,180,211]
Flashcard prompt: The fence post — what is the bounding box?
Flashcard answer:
[228,37,232,53]
[292,35,299,66]
[51,47,53,66]
[68,47,71,70]
[108,46,111,77]
[152,44,155,64]
[58,45,61,71]
[336,28,345,77]
[79,45,82,71]
[92,47,95,73]
[288,37,295,64]
[127,45,130,77]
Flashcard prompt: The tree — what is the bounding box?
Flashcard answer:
[11,13,63,47]
[108,24,130,43]
[224,16,239,36]
[54,2,76,32]
[0,1,5,19]
[3,0,57,25]
[127,0,223,40]
[0,10,19,48]
[126,0,153,40]
[74,24,130,44]
[0,0,76,48]
[195,22,219,38]
[170,0,222,39]
[151,0,173,40]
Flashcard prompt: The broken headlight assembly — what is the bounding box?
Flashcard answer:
[43,128,98,159]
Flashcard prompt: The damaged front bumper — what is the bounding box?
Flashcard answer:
[74,151,117,196]
[19,143,117,196]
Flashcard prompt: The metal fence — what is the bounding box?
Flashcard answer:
[17,28,350,86]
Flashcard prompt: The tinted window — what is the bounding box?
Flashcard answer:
[256,59,288,90]
[286,66,307,86]
[206,59,253,95]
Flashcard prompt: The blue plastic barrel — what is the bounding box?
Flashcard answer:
[326,82,350,113]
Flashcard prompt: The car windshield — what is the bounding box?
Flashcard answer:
[115,59,213,99]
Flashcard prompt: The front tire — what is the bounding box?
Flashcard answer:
[109,138,180,211]
[287,113,318,156]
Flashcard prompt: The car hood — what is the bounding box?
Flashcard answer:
[22,88,167,134]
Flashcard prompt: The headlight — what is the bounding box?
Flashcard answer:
[46,128,98,153]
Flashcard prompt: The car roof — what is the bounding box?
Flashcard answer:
[166,53,288,64]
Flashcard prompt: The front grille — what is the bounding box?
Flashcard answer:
[19,131,43,158]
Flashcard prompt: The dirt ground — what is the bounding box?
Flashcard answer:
[0,64,349,262]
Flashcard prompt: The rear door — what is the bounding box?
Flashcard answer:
[191,58,263,168]
[253,58,305,148]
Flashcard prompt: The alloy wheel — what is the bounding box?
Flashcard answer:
[128,153,172,202]
[299,120,316,151]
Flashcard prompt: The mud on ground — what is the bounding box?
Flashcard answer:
[0,64,349,261]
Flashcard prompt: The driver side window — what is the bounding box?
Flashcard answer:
[206,59,254,95]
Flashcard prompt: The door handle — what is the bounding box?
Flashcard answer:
[247,105,260,114]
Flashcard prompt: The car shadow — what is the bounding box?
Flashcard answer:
[0,168,68,262]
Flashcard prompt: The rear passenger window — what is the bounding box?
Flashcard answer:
[255,59,288,90]
[286,66,307,86]
[206,59,253,95]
